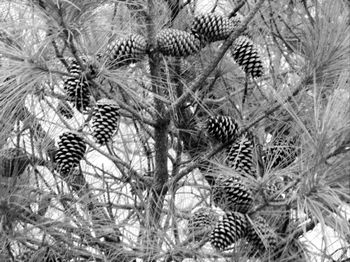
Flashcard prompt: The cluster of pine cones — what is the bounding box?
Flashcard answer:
[54,12,263,177]
[53,11,274,255]
[187,115,289,256]
[102,12,263,77]
[54,98,120,175]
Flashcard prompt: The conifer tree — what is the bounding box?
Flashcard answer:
[0,0,349,261]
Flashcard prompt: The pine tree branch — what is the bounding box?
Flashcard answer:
[146,0,170,187]
[171,75,308,187]
[228,0,246,18]
[210,0,220,13]
[169,0,266,115]
[94,81,158,127]
[143,0,171,260]
[326,140,350,160]
[292,219,317,239]
[0,30,21,49]
[245,76,309,130]
[168,0,267,187]
[302,0,315,27]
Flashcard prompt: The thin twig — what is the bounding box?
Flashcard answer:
[170,0,266,115]
[228,0,246,18]
[169,0,267,186]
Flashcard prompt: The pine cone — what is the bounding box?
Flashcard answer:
[64,60,91,113]
[206,115,239,143]
[191,13,240,43]
[105,34,147,68]
[67,58,82,76]
[212,176,253,213]
[231,36,263,78]
[210,211,247,250]
[91,99,120,145]
[64,77,90,112]
[156,29,201,57]
[263,176,292,202]
[246,216,277,257]
[187,207,219,241]
[225,131,255,177]
[55,132,86,175]
[57,101,74,119]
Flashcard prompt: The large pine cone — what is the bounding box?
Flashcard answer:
[55,132,86,175]
[187,207,219,241]
[63,59,91,113]
[246,216,278,257]
[91,99,120,145]
[105,34,147,68]
[210,211,248,251]
[191,13,240,43]
[231,36,264,78]
[156,29,201,57]
[212,176,253,213]
[206,115,239,144]
[225,131,256,177]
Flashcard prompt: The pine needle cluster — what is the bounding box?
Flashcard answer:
[0,0,349,261]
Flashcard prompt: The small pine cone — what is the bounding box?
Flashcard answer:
[64,76,91,112]
[156,29,201,57]
[246,216,277,257]
[92,99,120,145]
[210,211,248,251]
[212,176,253,213]
[231,36,263,78]
[65,56,97,77]
[263,177,290,202]
[191,13,239,43]
[187,207,219,240]
[64,60,91,113]
[105,34,147,68]
[263,135,299,169]
[225,132,255,177]
[264,183,282,201]
[57,101,74,119]
[73,86,91,113]
[206,116,239,143]
[55,132,86,175]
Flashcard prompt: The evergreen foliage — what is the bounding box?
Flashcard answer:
[0,0,349,261]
